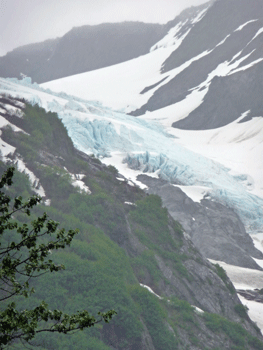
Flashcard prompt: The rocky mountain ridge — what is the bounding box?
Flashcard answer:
[0,22,166,83]
[0,2,212,84]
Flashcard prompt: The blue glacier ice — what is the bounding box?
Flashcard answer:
[0,77,263,233]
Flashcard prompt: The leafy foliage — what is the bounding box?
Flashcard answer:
[0,167,116,348]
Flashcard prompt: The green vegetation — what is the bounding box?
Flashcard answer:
[0,163,144,349]
[1,99,263,349]
[130,285,179,350]
[203,312,263,350]
[234,304,249,319]
[214,263,235,294]
[18,103,74,160]
[130,195,191,280]
[0,168,116,349]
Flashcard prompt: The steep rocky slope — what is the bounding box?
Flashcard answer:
[138,175,263,270]
[1,95,263,349]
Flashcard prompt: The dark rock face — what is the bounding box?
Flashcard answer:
[0,22,166,83]
[237,289,263,303]
[162,0,263,73]
[153,237,239,316]
[172,61,263,130]
[131,0,263,129]
[0,39,59,82]
[138,175,263,270]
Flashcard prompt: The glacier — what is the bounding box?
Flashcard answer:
[0,76,263,233]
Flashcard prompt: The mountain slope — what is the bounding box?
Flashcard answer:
[131,0,263,130]
[2,0,262,129]
[39,0,263,231]
[41,0,263,131]
[0,38,60,82]
[1,77,263,269]
[0,22,168,83]
[137,175,263,270]
[1,93,263,349]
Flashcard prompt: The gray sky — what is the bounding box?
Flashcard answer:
[0,0,208,56]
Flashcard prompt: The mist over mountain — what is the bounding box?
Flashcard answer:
[0,2,212,84]
[0,22,168,83]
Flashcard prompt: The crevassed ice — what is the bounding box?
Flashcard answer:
[0,77,263,233]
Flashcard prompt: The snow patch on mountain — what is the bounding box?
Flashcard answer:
[150,22,191,51]
[70,173,91,194]
[215,34,231,47]
[140,283,163,299]
[0,138,15,159]
[1,104,24,117]
[150,4,210,52]
[239,296,263,335]
[14,158,46,197]
[142,85,209,126]
[0,115,25,133]
[251,233,263,255]
[210,259,263,290]
[197,49,257,90]
[234,19,258,32]
[229,57,263,75]
[172,185,211,203]
[140,283,205,315]
[191,7,209,24]
[248,27,263,44]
